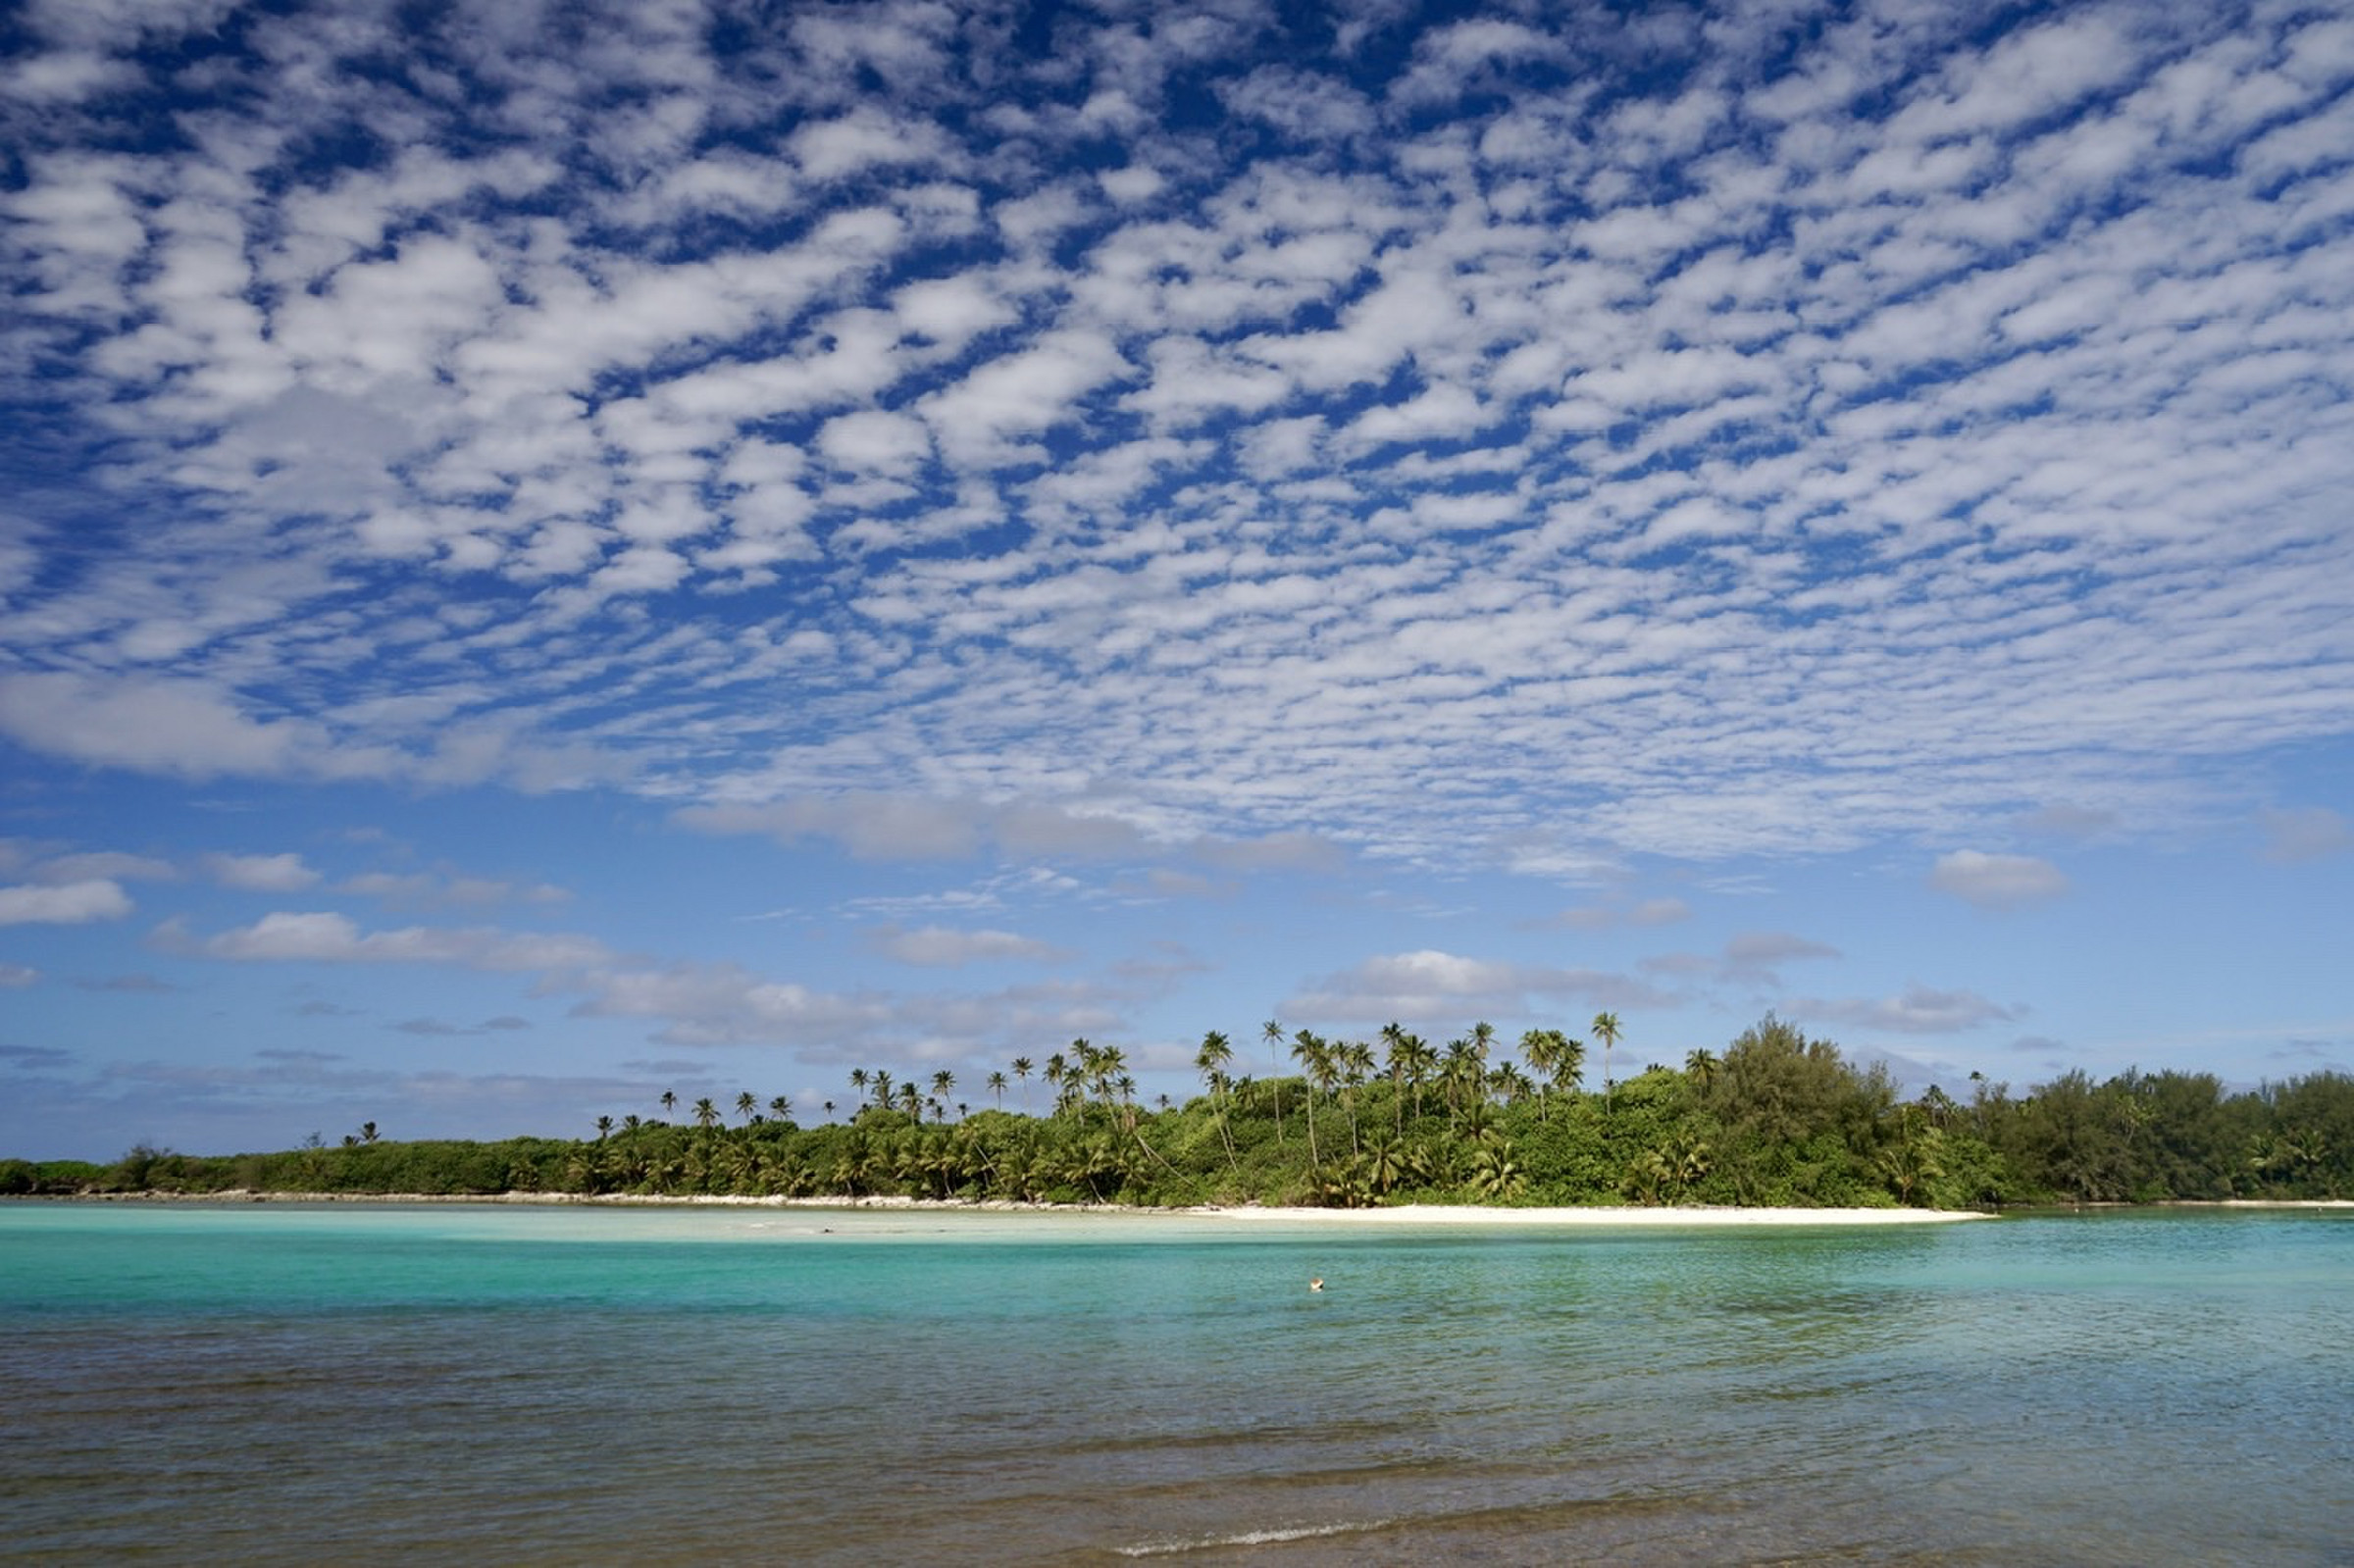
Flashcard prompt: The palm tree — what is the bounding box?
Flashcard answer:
[1396,1031,1435,1124]
[1442,1037,1482,1125]
[1685,1048,1720,1095]
[1291,1029,1333,1169]
[896,1080,924,1125]
[987,1070,1008,1108]
[594,1115,613,1141]
[1262,1018,1287,1144]
[659,1088,678,1121]
[1593,1011,1622,1112]
[1339,1037,1373,1155]
[736,1090,757,1126]
[1198,1031,1239,1170]
[769,1094,793,1123]
[932,1071,956,1119]
[1011,1056,1034,1113]
[848,1069,869,1108]
[692,1096,720,1132]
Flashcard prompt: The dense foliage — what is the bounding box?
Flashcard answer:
[8,1017,2351,1208]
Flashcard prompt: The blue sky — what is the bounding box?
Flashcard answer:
[3,0,2350,1160]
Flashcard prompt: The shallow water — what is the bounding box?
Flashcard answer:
[2,1203,2348,1564]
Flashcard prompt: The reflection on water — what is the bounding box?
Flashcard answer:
[2,1206,2349,1564]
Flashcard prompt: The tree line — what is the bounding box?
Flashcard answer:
[6,1015,2350,1208]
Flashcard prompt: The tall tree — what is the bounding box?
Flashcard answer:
[1262,1018,1287,1144]
[1291,1029,1334,1169]
[1593,1011,1623,1112]
[1198,1031,1238,1170]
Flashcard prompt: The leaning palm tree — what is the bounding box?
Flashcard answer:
[1198,1031,1239,1170]
[1593,1011,1622,1112]
[1291,1029,1332,1168]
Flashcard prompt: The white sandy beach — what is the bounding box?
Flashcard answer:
[1194,1202,1990,1225]
[73,1189,1990,1222]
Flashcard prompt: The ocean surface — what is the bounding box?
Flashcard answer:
[2,1203,2349,1566]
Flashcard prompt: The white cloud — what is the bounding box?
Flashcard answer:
[197,912,611,972]
[0,879,133,926]
[202,852,321,892]
[1929,851,2071,909]
[872,926,1063,967]
[0,675,321,780]
[2261,807,2350,864]
[1802,984,2021,1036]
[1286,949,1670,1028]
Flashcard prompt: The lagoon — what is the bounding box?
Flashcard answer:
[2,1202,2348,1563]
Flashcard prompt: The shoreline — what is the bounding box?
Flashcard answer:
[24,1191,2351,1221]
[21,1189,2004,1223]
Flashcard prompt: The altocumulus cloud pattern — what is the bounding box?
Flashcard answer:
[6,0,2348,859]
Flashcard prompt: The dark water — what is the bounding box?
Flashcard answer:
[3,1203,2349,1564]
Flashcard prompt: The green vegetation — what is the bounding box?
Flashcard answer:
[12,1015,2353,1208]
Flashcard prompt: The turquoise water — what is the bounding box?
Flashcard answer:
[3,1205,2349,1564]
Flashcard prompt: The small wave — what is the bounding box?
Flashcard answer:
[1113,1519,1395,1556]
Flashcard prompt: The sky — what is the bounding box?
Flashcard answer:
[3,0,2351,1161]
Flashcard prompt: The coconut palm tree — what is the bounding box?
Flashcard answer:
[1339,1038,1374,1154]
[692,1096,719,1132]
[1011,1056,1034,1112]
[1593,1011,1622,1112]
[1685,1047,1720,1095]
[932,1071,956,1119]
[594,1115,613,1141]
[735,1090,757,1126]
[769,1094,793,1124]
[1262,1018,1287,1144]
[1198,1031,1238,1170]
[1291,1029,1334,1168]
[660,1088,678,1120]
[987,1070,1008,1108]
